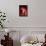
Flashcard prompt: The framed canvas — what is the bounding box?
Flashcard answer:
[19,5,28,17]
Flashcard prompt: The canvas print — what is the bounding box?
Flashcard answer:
[19,5,28,16]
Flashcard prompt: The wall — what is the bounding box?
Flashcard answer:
[0,0,46,27]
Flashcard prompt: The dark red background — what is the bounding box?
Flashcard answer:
[19,5,28,16]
